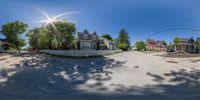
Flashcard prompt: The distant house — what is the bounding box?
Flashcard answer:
[77,30,99,50]
[173,37,196,53]
[77,30,116,50]
[99,38,116,50]
[146,39,166,51]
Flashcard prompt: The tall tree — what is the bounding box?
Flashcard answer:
[101,34,113,41]
[1,21,28,51]
[27,27,49,50]
[45,20,76,49]
[173,37,181,51]
[83,29,89,34]
[118,29,130,51]
[114,38,119,48]
[26,27,41,49]
[196,38,200,53]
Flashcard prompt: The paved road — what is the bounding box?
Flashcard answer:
[0,52,200,100]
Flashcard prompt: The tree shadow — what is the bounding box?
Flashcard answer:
[0,53,127,99]
[1,53,200,100]
[143,68,200,99]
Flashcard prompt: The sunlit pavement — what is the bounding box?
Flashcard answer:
[0,51,200,100]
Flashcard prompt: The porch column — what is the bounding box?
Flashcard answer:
[174,45,176,51]
[189,45,191,52]
[182,45,183,51]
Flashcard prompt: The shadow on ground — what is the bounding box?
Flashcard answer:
[0,53,200,100]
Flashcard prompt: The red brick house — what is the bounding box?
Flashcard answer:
[146,39,166,51]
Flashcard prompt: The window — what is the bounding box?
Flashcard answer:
[93,35,96,40]
[84,34,88,39]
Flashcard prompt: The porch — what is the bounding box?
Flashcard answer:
[173,44,195,53]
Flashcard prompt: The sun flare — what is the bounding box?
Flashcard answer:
[36,10,79,28]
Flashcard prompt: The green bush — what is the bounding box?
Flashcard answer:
[118,43,129,51]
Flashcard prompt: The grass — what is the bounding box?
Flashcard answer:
[40,51,122,59]
[158,52,200,58]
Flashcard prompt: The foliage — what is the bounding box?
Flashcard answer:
[18,39,26,48]
[118,43,130,51]
[101,34,113,41]
[196,39,200,53]
[27,20,76,50]
[161,41,167,46]
[173,37,181,45]
[114,39,119,48]
[135,41,146,51]
[83,29,89,33]
[26,27,41,49]
[167,43,173,51]
[118,29,130,51]
[1,21,28,50]
[45,20,76,49]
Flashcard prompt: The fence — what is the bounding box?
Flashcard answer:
[39,50,120,57]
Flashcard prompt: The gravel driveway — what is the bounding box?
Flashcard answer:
[0,51,200,100]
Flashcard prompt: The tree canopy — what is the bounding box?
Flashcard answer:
[26,27,49,49]
[161,41,167,46]
[196,38,200,53]
[118,29,130,51]
[27,20,76,50]
[173,37,181,45]
[135,41,146,51]
[1,21,28,50]
[101,34,113,41]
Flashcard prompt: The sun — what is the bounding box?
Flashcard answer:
[36,10,79,28]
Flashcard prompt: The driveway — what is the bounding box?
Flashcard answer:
[0,51,200,100]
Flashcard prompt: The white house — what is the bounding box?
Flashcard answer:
[77,30,116,50]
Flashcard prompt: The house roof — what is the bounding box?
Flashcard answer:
[77,31,99,40]
[178,38,195,44]
[146,39,163,44]
[146,39,156,43]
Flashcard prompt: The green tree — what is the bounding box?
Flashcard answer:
[1,21,28,51]
[26,27,41,50]
[114,38,119,49]
[135,41,146,51]
[166,42,173,51]
[18,39,26,48]
[101,34,113,41]
[38,28,49,49]
[83,29,89,33]
[118,29,130,51]
[45,20,76,49]
[173,37,181,51]
[161,41,167,46]
[27,28,49,50]
[196,38,200,53]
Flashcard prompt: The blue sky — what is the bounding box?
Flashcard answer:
[1,0,200,45]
